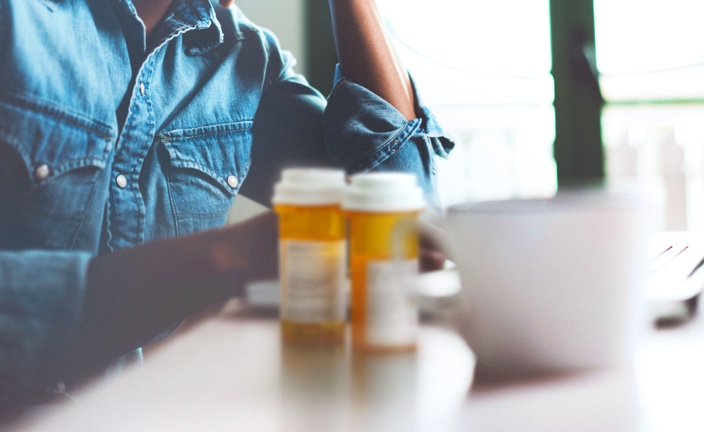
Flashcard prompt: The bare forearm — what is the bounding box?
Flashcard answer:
[329,0,416,120]
[63,213,278,383]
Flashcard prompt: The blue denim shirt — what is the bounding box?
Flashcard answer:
[0,0,453,402]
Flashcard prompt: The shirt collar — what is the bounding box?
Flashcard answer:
[159,0,224,54]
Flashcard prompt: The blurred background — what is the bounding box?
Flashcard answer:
[233,0,704,232]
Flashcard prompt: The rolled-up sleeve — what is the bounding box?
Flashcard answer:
[324,65,455,208]
[0,251,89,405]
[240,28,454,209]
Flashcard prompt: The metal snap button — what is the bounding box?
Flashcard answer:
[116,174,127,188]
[390,140,400,152]
[227,175,239,189]
[34,164,51,181]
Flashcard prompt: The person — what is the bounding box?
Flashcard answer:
[0,0,453,416]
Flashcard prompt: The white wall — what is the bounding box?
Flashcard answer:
[228,0,307,223]
[235,0,307,76]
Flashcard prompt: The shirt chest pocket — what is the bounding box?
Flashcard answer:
[160,121,253,234]
[0,97,114,249]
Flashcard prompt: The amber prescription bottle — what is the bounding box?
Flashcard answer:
[343,172,425,352]
[273,168,347,344]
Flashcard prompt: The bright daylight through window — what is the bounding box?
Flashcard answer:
[380,0,704,231]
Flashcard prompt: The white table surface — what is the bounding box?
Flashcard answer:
[8,303,704,432]
[459,315,704,432]
[7,305,475,432]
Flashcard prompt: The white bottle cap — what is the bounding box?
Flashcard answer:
[343,172,426,212]
[272,168,346,206]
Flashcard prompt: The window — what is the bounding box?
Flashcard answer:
[378,0,556,205]
[380,0,704,230]
[596,0,704,230]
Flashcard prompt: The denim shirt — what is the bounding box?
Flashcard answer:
[0,0,453,402]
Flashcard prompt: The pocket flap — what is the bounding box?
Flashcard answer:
[160,121,253,195]
[0,96,114,187]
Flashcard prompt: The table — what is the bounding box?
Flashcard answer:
[8,304,475,432]
[459,315,704,432]
[9,302,704,431]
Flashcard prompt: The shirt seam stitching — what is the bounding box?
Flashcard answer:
[160,122,253,140]
[0,94,114,140]
[344,119,422,171]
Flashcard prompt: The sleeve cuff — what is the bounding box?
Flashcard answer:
[325,65,455,171]
[0,251,91,403]
[324,65,455,209]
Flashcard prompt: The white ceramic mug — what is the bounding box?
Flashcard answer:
[442,189,652,379]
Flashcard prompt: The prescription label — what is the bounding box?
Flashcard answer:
[281,240,347,323]
[365,259,418,346]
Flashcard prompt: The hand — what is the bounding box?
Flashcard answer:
[419,219,449,272]
[63,212,279,383]
[219,0,235,7]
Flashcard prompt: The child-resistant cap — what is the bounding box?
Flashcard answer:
[343,172,426,212]
[272,168,346,206]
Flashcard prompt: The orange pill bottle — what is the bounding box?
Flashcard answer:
[273,168,347,344]
[343,173,426,352]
